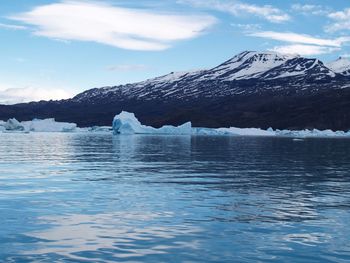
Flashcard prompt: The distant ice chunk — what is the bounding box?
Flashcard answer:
[21,119,77,132]
[192,127,230,136]
[113,111,192,135]
[216,127,350,138]
[88,126,113,132]
[217,127,276,136]
[5,118,25,131]
[1,118,77,132]
[275,129,348,138]
[0,120,6,131]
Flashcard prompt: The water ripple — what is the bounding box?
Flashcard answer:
[0,133,349,262]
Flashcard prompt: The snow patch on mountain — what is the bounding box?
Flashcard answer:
[326,57,350,76]
[140,70,204,85]
[261,57,336,79]
[196,51,297,81]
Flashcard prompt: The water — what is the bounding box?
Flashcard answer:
[0,133,350,262]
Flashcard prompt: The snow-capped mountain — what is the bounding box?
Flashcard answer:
[326,57,350,76]
[195,51,297,81]
[1,51,350,130]
[73,51,344,103]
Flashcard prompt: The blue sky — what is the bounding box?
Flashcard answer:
[1,0,350,103]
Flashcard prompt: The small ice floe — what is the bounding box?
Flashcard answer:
[0,118,77,133]
[87,126,113,132]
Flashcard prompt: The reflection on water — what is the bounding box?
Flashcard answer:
[0,133,350,262]
[25,212,202,262]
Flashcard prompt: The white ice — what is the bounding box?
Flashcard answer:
[112,111,350,138]
[113,111,192,135]
[0,118,77,132]
[1,111,350,138]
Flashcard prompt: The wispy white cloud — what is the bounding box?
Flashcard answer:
[326,8,350,32]
[249,31,350,47]
[107,64,149,72]
[231,23,261,32]
[248,31,349,56]
[0,85,72,104]
[9,0,217,51]
[178,0,290,23]
[291,4,330,16]
[0,22,27,30]
[269,44,340,56]
[328,8,350,20]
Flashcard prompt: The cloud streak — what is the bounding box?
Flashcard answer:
[249,31,350,47]
[178,0,290,23]
[269,45,340,56]
[0,86,72,104]
[291,4,330,16]
[0,22,27,30]
[9,0,217,51]
[248,31,350,55]
[326,8,350,32]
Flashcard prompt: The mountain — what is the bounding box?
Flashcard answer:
[326,57,350,76]
[1,51,350,130]
[193,51,296,81]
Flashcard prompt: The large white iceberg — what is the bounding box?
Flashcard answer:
[0,118,77,132]
[113,111,192,135]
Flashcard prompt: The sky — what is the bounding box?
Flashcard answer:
[1,0,350,104]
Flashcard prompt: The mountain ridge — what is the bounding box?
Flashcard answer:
[72,51,348,103]
[1,50,350,130]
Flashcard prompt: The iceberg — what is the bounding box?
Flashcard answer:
[87,126,113,132]
[275,129,349,138]
[21,119,77,132]
[192,127,230,136]
[1,118,77,132]
[0,121,6,132]
[217,127,276,137]
[2,111,350,138]
[113,111,192,135]
[112,111,350,138]
[218,127,350,138]
[5,118,25,131]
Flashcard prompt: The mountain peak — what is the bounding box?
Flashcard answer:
[326,57,350,76]
[199,50,297,81]
[225,50,296,64]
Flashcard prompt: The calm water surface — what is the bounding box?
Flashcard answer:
[0,133,350,262]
